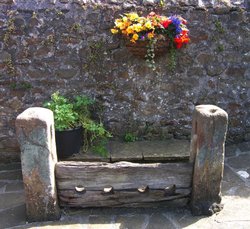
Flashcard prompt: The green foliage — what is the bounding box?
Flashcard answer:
[4,18,15,45]
[124,133,138,142]
[159,0,165,7]
[4,58,16,75]
[44,92,79,131]
[214,20,225,34]
[168,45,177,72]
[71,23,81,32]
[91,138,109,157]
[83,40,106,70]
[10,81,32,90]
[213,20,225,53]
[44,92,112,157]
[42,34,55,46]
[216,44,224,52]
[145,39,157,71]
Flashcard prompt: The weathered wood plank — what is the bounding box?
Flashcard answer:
[56,161,193,190]
[58,188,191,208]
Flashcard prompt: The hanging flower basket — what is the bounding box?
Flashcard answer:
[111,12,190,70]
[125,39,169,58]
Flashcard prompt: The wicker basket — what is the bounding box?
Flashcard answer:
[125,39,169,58]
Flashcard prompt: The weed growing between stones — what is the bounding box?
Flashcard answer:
[124,133,138,142]
[10,82,32,90]
[4,58,16,75]
[3,18,15,45]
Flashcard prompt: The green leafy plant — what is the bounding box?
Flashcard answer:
[124,133,138,142]
[44,92,112,156]
[44,92,79,131]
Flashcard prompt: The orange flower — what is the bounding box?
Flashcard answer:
[147,32,154,39]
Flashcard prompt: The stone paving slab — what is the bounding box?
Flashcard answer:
[0,204,26,229]
[142,139,189,161]
[108,141,144,162]
[66,139,190,163]
[0,192,25,210]
[145,213,175,229]
[0,170,23,181]
[5,181,24,192]
[227,153,250,170]
[0,163,21,171]
[2,141,250,229]
[67,150,111,162]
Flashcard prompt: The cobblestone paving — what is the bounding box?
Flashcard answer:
[0,142,250,229]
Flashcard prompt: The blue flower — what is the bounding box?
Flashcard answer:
[170,16,182,34]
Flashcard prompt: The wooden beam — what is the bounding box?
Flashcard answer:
[56,161,193,190]
[58,188,191,208]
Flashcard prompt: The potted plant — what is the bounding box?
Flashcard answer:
[44,92,111,159]
[111,12,190,71]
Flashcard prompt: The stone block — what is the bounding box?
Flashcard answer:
[15,107,60,222]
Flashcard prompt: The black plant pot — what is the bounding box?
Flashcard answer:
[55,127,83,159]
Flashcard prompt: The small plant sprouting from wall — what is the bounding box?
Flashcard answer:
[10,81,32,90]
[83,40,108,71]
[124,133,138,142]
[216,44,224,52]
[215,20,225,34]
[212,19,226,53]
[42,34,56,46]
[4,18,15,45]
[159,0,165,7]
[4,58,16,75]
[70,23,81,33]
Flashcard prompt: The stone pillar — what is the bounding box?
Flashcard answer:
[16,107,60,222]
[190,105,228,216]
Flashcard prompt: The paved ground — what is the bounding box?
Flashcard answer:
[0,141,250,229]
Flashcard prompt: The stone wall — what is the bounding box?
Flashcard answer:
[0,0,249,162]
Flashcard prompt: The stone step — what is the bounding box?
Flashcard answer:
[66,139,190,163]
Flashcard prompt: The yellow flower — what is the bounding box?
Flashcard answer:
[115,19,122,26]
[147,32,154,39]
[132,33,139,41]
[127,12,139,21]
[138,17,146,24]
[126,26,134,34]
[116,22,126,30]
[111,28,119,34]
[133,23,143,32]
[122,16,128,22]
[145,21,152,29]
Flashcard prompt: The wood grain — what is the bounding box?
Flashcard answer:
[58,188,191,207]
[56,161,193,190]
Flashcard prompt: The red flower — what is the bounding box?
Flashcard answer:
[174,31,190,49]
[161,19,171,28]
